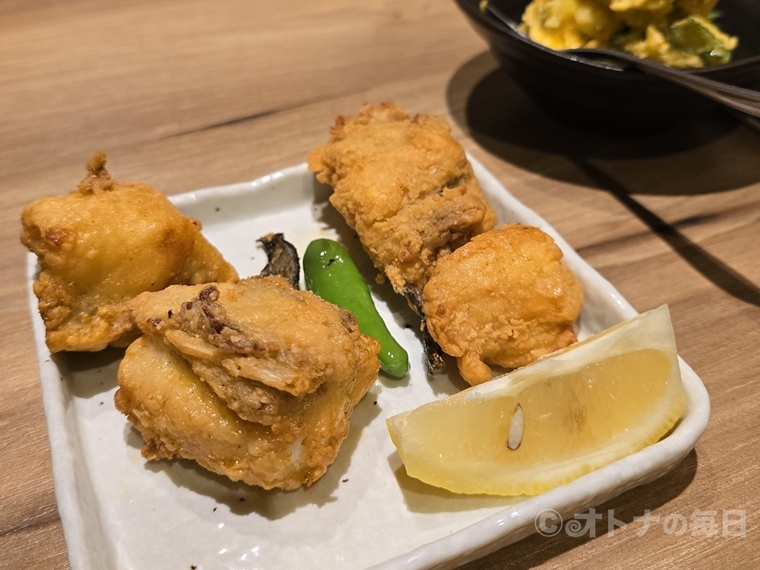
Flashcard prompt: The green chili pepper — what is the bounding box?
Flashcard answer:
[303,238,410,379]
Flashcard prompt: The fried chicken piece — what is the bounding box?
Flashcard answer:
[308,103,497,296]
[20,153,238,352]
[422,224,584,386]
[115,333,377,489]
[116,276,380,489]
[127,277,380,428]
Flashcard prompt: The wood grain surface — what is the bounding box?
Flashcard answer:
[2,1,758,569]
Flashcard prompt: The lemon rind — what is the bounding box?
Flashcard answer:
[386,305,688,496]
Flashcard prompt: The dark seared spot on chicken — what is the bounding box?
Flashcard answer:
[258,233,301,289]
[199,285,217,302]
[338,306,360,335]
[175,285,269,355]
[44,227,70,248]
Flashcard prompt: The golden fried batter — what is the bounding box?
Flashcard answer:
[117,276,380,489]
[127,277,380,427]
[20,153,237,352]
[423,225,583,386]
[308,103,497,295]
[116,335,377,490]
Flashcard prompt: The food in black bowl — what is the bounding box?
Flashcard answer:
[454,0,760,131]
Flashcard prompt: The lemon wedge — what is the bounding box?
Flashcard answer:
[386,305,687,496]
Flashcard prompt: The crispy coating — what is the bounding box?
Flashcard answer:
[115,333,378,490]
[117,276,380,489]
[20,153,238,352]
[308,103,497,295]
[422,225,583,386]
[127,277,380,430]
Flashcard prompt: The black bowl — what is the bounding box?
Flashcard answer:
[454,0,760,131]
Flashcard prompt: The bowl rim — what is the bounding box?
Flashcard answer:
[454,0,760,76]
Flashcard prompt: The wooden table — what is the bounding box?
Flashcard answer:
[2,1,758,568]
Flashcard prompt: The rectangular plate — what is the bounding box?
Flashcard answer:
[28,158,710,570]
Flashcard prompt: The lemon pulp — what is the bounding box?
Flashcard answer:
[387,305,687,496]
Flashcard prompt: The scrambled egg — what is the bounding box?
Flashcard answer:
[520,0,737,67]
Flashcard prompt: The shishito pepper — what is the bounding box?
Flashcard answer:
[303,238,410,378]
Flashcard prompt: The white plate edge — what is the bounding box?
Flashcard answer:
[26,158,712,570]
[369,358,709,570]
[27,260,109,570]
[368,156,712,569]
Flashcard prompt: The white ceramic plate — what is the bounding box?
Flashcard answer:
[28,158,710,570]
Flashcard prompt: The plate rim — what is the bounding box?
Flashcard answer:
[26,158,711,570]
